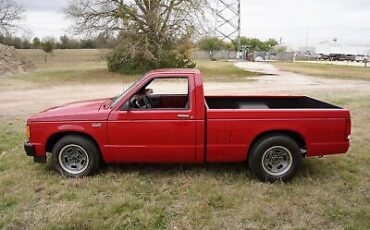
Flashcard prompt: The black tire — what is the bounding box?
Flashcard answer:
[248,135,302,182]
[52,135,101,177]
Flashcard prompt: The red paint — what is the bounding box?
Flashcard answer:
[26,69,351,163]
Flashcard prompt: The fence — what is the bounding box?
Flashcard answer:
[192,50,238,60]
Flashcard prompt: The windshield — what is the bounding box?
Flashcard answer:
[110,76,144,108]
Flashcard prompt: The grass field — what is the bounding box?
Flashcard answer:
[1,50,370,229]
[273,62,370,81]
[2,50,258,93]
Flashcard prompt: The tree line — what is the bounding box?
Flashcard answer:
[0,33,116,49]
[198,36,279,53]
[1,33,281,54]
[197,36,283,59]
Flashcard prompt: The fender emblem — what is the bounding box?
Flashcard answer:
[91,123,102,128]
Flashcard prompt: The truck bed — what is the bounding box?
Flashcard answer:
[204,95,349,161]
[205,96,340,110]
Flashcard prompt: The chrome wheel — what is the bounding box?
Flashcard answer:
[261,146,293,176]
[58,144,89,175]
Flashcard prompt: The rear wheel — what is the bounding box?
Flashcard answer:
[248,135,302,182]
[52,135,101,177]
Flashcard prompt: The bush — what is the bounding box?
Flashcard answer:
[107,33,196,74]
[107,49,154,74]
[160,43,196,69]
[198,37,225,52]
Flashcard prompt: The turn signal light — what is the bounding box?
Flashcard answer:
[26,125,31,140]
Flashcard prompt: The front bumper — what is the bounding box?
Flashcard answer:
[24,142,46,163]
[24,142,35,156]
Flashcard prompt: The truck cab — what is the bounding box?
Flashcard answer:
[107,69,206,163]
[25,69,351,182]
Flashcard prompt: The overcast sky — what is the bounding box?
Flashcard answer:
[16,0,370,48]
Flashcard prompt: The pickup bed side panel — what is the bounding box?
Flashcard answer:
[206,109,350,162]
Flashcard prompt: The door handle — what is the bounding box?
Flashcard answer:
[177,114,190,119]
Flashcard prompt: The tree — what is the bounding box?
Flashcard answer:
[94,32,114,48]
[32,37,41,48]
[265,38,278,49]
[22,38,31,49]
[0,0,24,35]
[41,39,55,63]
[66,0,206,73]
[59,35,70,49]
[233,37,278,52]
[4,35,22,48]
[198,37,225,59]
[80,39,96,49]
[223,42,234,51]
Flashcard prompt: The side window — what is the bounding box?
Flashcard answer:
[148,78,188,95]
[128,77,190,110]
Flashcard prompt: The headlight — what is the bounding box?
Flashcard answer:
[26,125,31,140]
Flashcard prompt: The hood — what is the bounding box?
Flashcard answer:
[28,98,112,122]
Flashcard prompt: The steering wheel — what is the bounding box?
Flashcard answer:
[143,95,152,108]
[129,95,152,109]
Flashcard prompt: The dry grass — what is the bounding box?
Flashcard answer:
[18,49,111,65]
[2,50,135,91]
[0,51,369,229]
[196,60,261,81]
[1,92,370,229]
[1,50,258,90]
[274,62,370,81]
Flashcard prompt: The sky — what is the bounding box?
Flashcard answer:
[15,0,370,48]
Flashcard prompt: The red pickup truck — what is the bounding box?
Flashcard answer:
[24,69,351,181]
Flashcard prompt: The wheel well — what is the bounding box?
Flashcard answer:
[45,131,102,156]
[247,130,307,158]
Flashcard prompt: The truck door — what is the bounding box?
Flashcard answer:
[107,74,197,162]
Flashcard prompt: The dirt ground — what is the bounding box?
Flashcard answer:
[0,44,35,76]
[1,61,369,119]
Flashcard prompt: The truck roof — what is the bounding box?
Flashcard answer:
[146,68,201,75]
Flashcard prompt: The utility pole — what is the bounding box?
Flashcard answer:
[237,0,241,59]
[209,0,241,58]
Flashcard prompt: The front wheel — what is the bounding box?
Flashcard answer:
[52,135,101,177]
[248,135,302,182]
